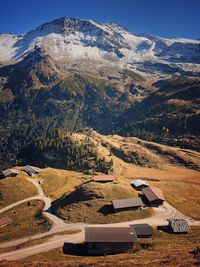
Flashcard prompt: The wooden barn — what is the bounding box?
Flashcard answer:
[93,174,115,183]
[131,179,148,191]
[0,216,12,229]
[168,219,190,234]
[142,186,165,206]
[22,165,40,176]
[85,227,137,255]
[112,197,144,211]
[1,168,19,179]
[130,223,154,238]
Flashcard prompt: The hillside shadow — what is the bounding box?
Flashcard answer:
[98,204,115,215]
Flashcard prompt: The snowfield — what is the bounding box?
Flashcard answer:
[0,17,200,76]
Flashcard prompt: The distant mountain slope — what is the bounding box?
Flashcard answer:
[0,17,200,77]
[0,72,199,169]
[0,17,199,170]
[0,70,144,169]
[118,77,200,150]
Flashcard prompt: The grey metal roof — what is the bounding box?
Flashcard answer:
[22,165,39,175]
[112,197,144,210]
[85,227,137,242]
[130,224,153,237]
[131,179,147,187]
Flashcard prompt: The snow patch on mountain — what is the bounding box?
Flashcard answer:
[0,17,200,76]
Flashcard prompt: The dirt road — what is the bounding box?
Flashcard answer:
[0,232,84,261]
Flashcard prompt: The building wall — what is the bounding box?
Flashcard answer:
[150,199,164,206]
[86,242,133,255]
[114,206,142,212]
[132,184,148,191]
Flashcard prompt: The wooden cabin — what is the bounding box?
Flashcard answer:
[142,186,165,206]
[130,223,154,238]
[112,197,144,212]
[85,227,137,255]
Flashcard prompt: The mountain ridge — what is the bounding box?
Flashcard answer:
[1,17,200,77]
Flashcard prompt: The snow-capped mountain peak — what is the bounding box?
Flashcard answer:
[0,17,200,77]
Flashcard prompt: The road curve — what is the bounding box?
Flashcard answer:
[0,176,83,249]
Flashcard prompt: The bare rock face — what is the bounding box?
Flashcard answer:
[2,46,63,93]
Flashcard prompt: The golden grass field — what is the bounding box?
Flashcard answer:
[0,200,51,242]
[0,171,38,209]
[35,167,84,200]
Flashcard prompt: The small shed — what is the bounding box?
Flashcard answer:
[142,186,165,206]
[131,179,148,190]
[22,165,40,176]
[130,223,154,238]
[1,168,19,178]
[0,216,12,229]
[112,197,144,211]
[93,174,115,183]
[168,219,190,234]
[85,227,137,255]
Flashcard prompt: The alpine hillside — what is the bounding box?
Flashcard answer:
[0,17,200,170]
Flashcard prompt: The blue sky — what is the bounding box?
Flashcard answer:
[1,0,200,39]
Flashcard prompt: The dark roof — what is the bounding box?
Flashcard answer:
[2,168,19,177]
[85,227,137,242]
[130,224,153,237]
[112,197,144,210]
[93,175,115,182]
[168,219,190,233]
[0,216,12,227]
[142,186,165,202]
[22,165,39,175]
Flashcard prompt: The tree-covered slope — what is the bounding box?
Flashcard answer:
[117,77,200,150]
